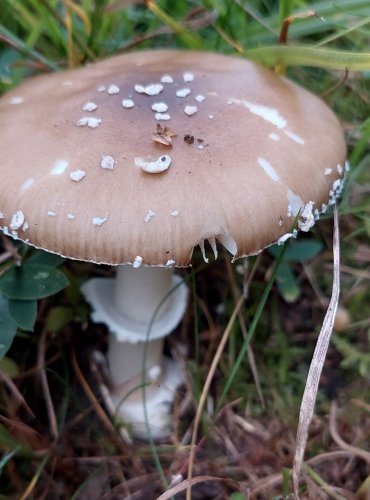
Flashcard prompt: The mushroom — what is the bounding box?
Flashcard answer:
[0,50,346,439]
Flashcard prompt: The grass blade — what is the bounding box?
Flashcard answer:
[244,45,370,70]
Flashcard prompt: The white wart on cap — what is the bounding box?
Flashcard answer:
[0,50,346,266]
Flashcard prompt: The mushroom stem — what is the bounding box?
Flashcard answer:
[114,266,173,322]
[108,266,174,388]
[82,265,188,438]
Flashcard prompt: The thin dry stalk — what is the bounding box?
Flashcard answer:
[70,348,117,436]
[225,257,265,408]
[0,370,35,418]
[329,400,370,465]
[37,327,58,440]
[293,206,341,496]
[185,294,245,500]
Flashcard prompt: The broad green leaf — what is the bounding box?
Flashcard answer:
[269,240,323,262]
[8,299,37,331]
[0,357,19,378]
[244,45,370,71]
[0,263,69,300]
[47,306,74,334]
[276,262,300,303]
[27,250,65,268]
[0,294,18,359]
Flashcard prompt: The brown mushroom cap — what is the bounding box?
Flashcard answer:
[0,50,346,266]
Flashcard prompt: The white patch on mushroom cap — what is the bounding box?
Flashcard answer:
[10,211,25,230]
[47,211,56,217]
[67,213,76,220]
[134,155,172,174]
[337,164,343,175]
[0,212,4,219]
[151,102,168,113]
[170,209,179,217]
[82,102,98,112]
[92,216,108,226]
[122,99,135,108]
[22,222,29,231]
[329,178,345,205]
[287,189,304,217]
[9,96,24,105]
[98,85,106,92]
[133,256,143,269]
[298,201,315,232]
[183,72,194,82]
[100,155,116,170]
[278,232,297,245]
[77,117,102,128]
[195,94,206,103]
[199,240,208,263]
[184,105,198,116]
[160,75,174,83]
[257,157,279,182]
[134,84,145,93]
[228,98,287,129]
[268,132,280,141]
[155,113,171,121]
[147,364,162,381]
[107,84,120,95]
[284,130,305,145]
[176,88,191,98]
[50,159,69,175]
[166,259,176,268]
[21,178,35,192]
[70,170,86,182]
[324,167,332,176]
[144,209,155,223]
[144,83,163,96]
[216,234,237,256]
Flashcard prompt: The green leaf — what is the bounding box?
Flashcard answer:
[0,263,69,300]
[0,357,19,378]
[276,262,300,303]
[269,240,323,262]
[0,294,18,359]
[244,45,370,71]
[27,250,65,268]
[8,299,37,331]
[47,307,74,334]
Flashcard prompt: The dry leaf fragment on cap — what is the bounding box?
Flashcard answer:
[152,124,177,147]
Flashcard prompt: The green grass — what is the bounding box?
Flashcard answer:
[0,0,370,498]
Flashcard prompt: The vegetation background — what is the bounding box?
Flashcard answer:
[0,0,369,498]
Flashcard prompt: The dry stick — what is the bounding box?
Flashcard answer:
[329,400,370,465]
[37,327,59,441]
[225,258,266,409]
[0,370,35,418]
[185,294,246,500]
[70,348,117,436]
[292,206,341,496]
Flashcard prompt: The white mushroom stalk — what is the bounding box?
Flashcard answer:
[82,265,188,439]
